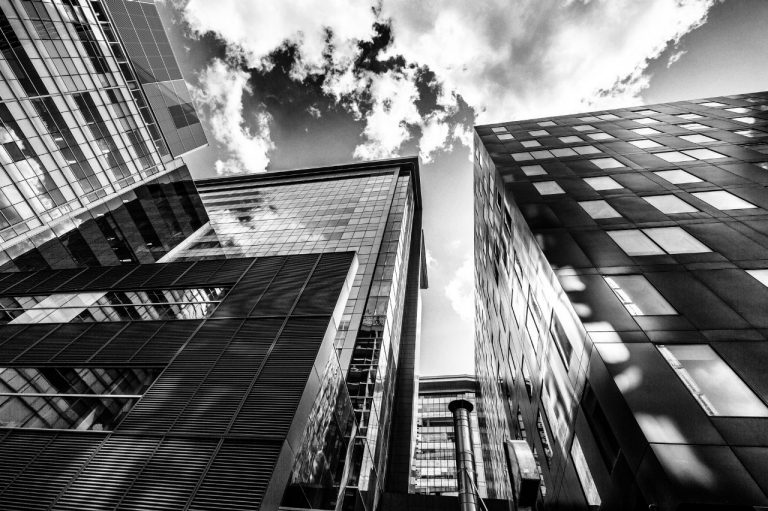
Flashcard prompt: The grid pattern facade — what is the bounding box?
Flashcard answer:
[0,252,356,510]
[410,376,488,498]
[475,91,768,510]
[0,0,203,260]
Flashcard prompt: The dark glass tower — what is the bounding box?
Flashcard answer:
[474,91,768,510]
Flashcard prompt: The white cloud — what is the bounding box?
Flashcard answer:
[191,59,274,174]
[445,256,474,322]
[667,49,688,68]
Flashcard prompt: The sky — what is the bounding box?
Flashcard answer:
[158,0,768,376]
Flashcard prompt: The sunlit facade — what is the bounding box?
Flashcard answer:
[474,91,768,509]
[0,0,205,265]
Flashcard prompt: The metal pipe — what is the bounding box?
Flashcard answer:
[449,399,479,511]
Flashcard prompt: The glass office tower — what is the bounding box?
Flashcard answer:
[410,375,490,498]
[474,91,768,510]
[0,0,205,266]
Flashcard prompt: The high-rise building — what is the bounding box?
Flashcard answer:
[410,375,490,498]
[474,91,768,510]
[0,0,205,266]
[0,158,426,511]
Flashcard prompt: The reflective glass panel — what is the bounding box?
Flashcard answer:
[692,190,756,210]
[604,275,676,315]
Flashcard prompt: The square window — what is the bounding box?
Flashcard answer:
[578,116,599,122]
[531,150,554,159]
[552,147,577,157]
[635,117,659,125]
[539,121,556,127]
[680,134,716,144]
[597,113,620,120]
[654,170,702,184]
[678,113,703,120]
[631,127,661,136]
[584,176,622,190]
[491,127,508,133]
[658,344,768,417]
[604,275,676,315]
[643,227,710,253]
[726,107,751,114]
[655,151,695,163]
[734,117,756,124]
[630,139,662,149]
[498,133,515,141]
[680,123,710,130]
[608,230,664,256]
[590,157,623,169]
[512,152,533,161]
[521,164,546,176]
[533,181,565,195]
[684,148,726,160]
[747,269,768,287]
[578,200,621,219]
[559,136,582,143]
[701,101,726,107]
[529,130,549,137]
[735,130,767,138]
[588,132,614,141]
[574,145,600,155]
[635,110,658,116]
[522,140,542,148]
[573,125,596,132]
[643,194,698,214]
[692,190,756,210]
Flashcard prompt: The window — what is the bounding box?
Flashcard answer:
[680,122,710,130]
[604,275,676,315]
[574,145,600,155]
[571,436,602,507]
[521,164,546,176]
[746,269,768,287]
[539,121,556,127]
[643,195,698,214]
[654,169,702,184]
[680,134,716,144]
[630,139,662,149]
[537,412,554,464]
[734,117,757,124]
[0,367,162,430]
[511,152,534,161]
[552,147,576,157]
[678,113,702,120]
[560,135,583,143]
[579,200,621,219]
[531,150,554,159]
[658,345,768,417]
[522,140,542,148]
[549,315,573,366]
[636,110,658,116]
[655,149,726,162]
[578,116,599,122]
[0,288,228,324]
[735,129,767,138]
[597,113,619,120]
[589,157,623,169]
[701,101,726,107]
[529,130,549,137]
[631,127,661,135]
[498,133,514,141]
[608,227,710,255]
[584,176,622,190]
[726,107,751,114]
[588,132,613,140]
[534,181,565,195]
[691,190,756,210]
[491,127,508,133]
[573,125,596,132]
[634,117,659,125]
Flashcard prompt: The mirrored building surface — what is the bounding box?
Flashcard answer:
[474,91,768,510]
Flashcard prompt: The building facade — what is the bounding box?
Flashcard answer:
[410,375,490,498]
[474,91,768,510]
[0,0,205,265]
[0,158,427,511]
